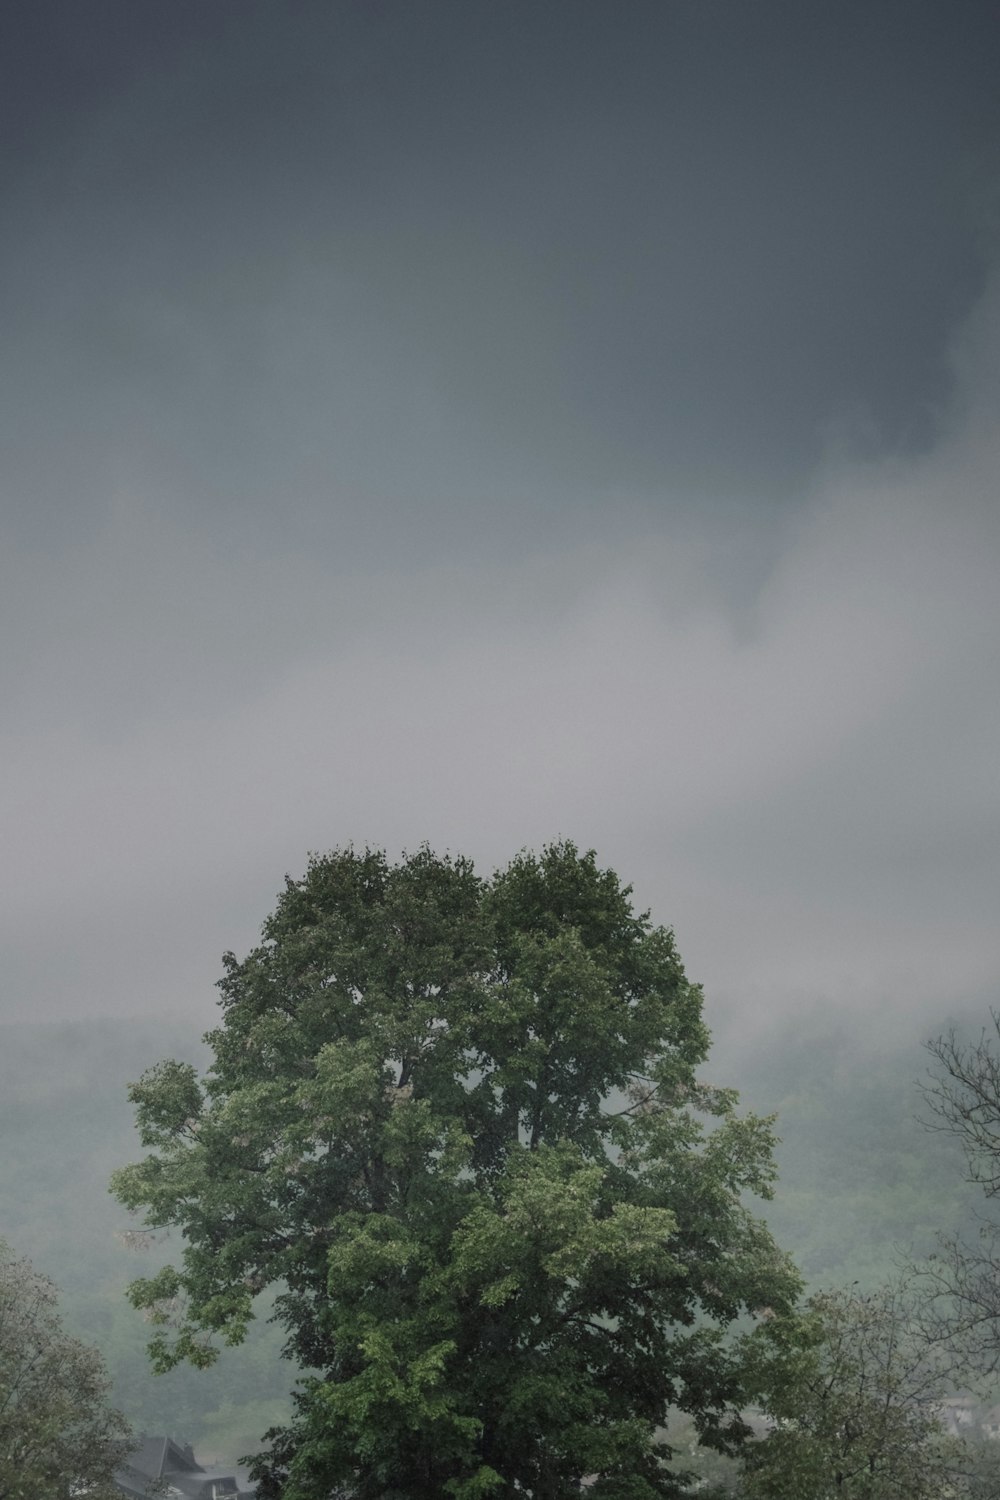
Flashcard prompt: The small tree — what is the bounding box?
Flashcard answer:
[0,1241,132,1500]
[917,1014,1000,1377]
[112,842,800,1499]
[739,1282,964,1500]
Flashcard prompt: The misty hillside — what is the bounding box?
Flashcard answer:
[714,1016,979,1288]
[0,1017,292,1464]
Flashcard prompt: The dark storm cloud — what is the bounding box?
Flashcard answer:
[4,0,999,559]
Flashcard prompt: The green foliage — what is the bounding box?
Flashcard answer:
[112,842,800,1498]
[739,1283,966,1500]
[0,1240,132,1500]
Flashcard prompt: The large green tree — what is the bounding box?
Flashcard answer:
[0,1241,132,1500]
[112,842,799,1499]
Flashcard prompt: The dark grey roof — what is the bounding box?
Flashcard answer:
[120,1434,202,1481]
[114,1435,245,1499]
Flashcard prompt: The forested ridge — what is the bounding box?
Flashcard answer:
[0,1004,982,1466]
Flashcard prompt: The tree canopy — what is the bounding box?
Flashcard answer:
[0,1241,132,1500]
[112,842,800,1499]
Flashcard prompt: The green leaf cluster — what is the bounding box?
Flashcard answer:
[112,842,799,1498]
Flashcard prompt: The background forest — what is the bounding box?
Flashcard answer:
[0,1003,986,1468]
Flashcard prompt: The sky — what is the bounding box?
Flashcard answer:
[2,0,999,1051]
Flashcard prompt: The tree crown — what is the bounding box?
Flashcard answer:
[113,842,799,1499]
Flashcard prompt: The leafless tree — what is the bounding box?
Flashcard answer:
[916,1013,1000,1378]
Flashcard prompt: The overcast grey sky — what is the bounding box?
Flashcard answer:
[2,0,999,1044]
